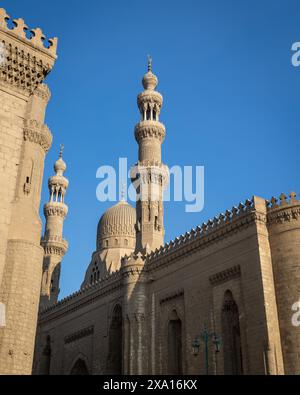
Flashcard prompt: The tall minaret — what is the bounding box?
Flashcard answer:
[40,146,69,309]
[133,57,169,253]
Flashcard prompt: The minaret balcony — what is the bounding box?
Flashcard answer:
[135,120,166,143]
[41,236,68,256]
[44,202,68,218]
[137,90,163,108]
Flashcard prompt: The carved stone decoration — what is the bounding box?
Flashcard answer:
[209,265,241,286]
[23,119,53,153]
[64,326,94,345]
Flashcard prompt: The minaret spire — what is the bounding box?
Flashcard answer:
[147,54,152,72]
[40,147,69,309]
[132,60,169,253]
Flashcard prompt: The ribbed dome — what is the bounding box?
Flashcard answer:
[97,201,136,250]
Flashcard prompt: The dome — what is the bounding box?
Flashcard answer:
[97,201,136,250]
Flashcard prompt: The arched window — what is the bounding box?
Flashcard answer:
[70,358,89,375]
[124,239,129,247]
[105,240,109,247]
[115,239,118,246]
[167,310,183,375]
[106,305,123,374]
[222,290,243,375]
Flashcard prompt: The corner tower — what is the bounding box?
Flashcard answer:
[0,8,57,374]
[133,58,169,253]
[40,147,69,309]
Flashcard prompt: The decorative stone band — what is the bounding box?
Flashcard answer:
[64,326,94,345]
[23,119,53,153]
[41,236,68,256]
[44,202,68,218]
[267,205,300,225]
[160,288,184,305]
[135,163,169,187]
[267,192,300,225]
[98,223,136,239]
[209,265,241,286]
[135,121,166,143]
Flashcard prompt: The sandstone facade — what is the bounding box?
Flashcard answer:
[0,8,57,374]
[33,60,300,375]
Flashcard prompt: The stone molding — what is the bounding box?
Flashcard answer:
[44,202,68,218]
[23,119,53,153]
[267,193,300,225]
[209,265,241,286]
[64,326,94,345]
[159,289,184,305]
[135,121,166,143]
[41,236,68,256]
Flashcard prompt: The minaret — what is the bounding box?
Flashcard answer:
[132,57,169,253]
[40,146,69,309]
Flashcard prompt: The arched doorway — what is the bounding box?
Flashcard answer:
[221,290,243,375]
[167,310,183,375]
[70,358,89,375]
[106,304,123,375]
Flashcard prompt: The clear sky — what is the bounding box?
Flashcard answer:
[2,0,299,298]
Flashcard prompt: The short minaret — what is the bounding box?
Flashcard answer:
[40,146,69,309]
[133,57,169,253]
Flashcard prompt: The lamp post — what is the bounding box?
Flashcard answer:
[192,326,221,375]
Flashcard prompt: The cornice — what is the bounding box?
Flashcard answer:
[64,326,94,345]
[209,265,241,286]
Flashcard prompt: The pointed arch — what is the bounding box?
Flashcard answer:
[70,358,89,375]
[106,304,123,375]
[167,309,183,375]
[221,290,243,375]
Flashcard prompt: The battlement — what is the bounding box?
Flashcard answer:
[0,8,57,93]
[267,192,299,210]
[0,8,57,56]
[146,197,256,265]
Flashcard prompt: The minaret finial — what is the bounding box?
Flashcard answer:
[59,144,64,159]
[147,54,152,72]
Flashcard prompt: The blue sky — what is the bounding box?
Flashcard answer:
[3,0,299,298]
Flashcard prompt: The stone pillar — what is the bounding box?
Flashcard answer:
[0,8,57,374]
[122,253,148,375]
[268,192,300,374]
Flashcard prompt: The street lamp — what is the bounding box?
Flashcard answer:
[192,326,221,375]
